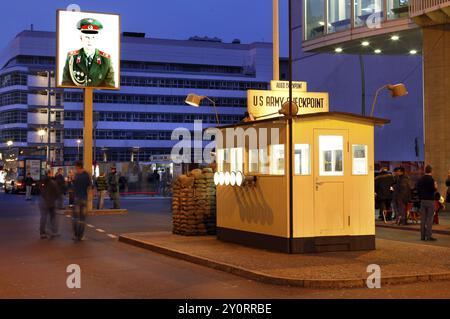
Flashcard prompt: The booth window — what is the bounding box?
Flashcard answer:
[352,144,368,175]
[270,144,285,175]
[249,149,259,173]
[319,136,344,176]
[294,144,310,175]
[216,149,224,172]
[259,148,270,174]
[230,147,243,173]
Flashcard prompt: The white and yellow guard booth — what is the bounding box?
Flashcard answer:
[215,112,389,253]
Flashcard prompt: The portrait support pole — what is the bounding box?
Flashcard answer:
[84,88,94,212]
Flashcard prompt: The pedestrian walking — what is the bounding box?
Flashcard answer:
[72,161,92,241]
[39,170,60,239]
[67,170,75,208]
[108,166,120,209]
[392,167,411,225]
[152,170,160,194]
[54,168,66,209]
[375,168,395,220]
[24,172,34,201]
[95,171,108,210]
[416,165,438,241]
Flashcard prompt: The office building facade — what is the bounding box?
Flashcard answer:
[0,30,272,164]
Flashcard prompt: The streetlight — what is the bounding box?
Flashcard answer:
[185,94,220,125]
[76,139,82,161]
[370,83,408,117]
[6,140,13,149]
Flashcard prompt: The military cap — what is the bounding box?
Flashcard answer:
[77,18,103,34]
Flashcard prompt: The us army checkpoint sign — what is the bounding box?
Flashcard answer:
[247,90,329,119]
[56,10,120,90]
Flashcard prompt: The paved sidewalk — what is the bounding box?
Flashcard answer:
[376,212,450,235]
[120,231,450,289]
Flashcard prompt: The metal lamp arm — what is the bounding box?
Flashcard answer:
[203,96,220,125]
[370,84,389,117]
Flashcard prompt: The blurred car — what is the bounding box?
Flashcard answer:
[3,173,38,194]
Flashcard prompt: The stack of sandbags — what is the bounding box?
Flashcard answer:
[172,168,217,235]
[172,174,195,235]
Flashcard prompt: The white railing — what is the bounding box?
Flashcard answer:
[409,0,450,16]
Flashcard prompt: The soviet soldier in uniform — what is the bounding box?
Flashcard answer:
[62,18,115,88]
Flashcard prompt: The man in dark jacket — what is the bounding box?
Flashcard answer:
[54,168,66,209]
[392,167,411,225]
[24,172,34,201]
[73,161,92,241]
[375,168,395,220]
[39,170,61,239]
[417,165,438,241]
[107,166,120,209]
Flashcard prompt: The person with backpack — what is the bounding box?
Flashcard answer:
[39,170,61,239]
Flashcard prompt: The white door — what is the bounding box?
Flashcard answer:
[313,129,349,236]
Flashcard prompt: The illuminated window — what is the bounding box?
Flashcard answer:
[249,149,259,173]
[319,136,344,176]
[216,149,224,172]
[223,149,230,172]
[230,147,243,173]
[352,144,368,175]
[259,148,270,174]
[270,144,285,175]
[294,144,310,175]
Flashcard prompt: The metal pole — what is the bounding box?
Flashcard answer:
[370,85,388,117]
[205,96,220,125]
[46,71,51,166]
[288,0,294,253]
[84,88,94,211]
[273,0,280,80]
[359,54,366,115]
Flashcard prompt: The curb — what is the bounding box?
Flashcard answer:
[376,224,450,236]
[119,234,450,289]
[60,209,128,216]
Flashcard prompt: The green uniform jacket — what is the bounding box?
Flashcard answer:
[62,48,115,88]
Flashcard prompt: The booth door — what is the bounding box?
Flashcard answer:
[313,129,349,236]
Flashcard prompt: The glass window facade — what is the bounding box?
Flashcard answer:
[354,0,384,27]
[304,1,408,38]
[387,0,409,20]
[327,0,351,33]
[305,0,325,40]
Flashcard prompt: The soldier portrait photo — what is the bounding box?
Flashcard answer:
[57,11,120,90]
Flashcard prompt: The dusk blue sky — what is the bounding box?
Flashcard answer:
[1,0,289,55]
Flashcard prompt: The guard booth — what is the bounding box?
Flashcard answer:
[214,112,389,253]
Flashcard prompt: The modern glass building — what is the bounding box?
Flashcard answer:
[297,0,450,190]
[0,30,272,164]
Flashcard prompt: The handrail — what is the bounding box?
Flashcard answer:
[409,0,450,16]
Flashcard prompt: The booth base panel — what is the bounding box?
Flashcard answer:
[217,227,375,253]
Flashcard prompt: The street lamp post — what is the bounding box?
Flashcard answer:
[76,139,82,161]
[185,94,220,125]
[370,83,408,117]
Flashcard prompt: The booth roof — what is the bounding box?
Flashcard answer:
[214,111,390,130]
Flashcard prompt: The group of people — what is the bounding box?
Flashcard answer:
[375,165,449,242]
[148,169,172,196]
[38,164,122,241]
